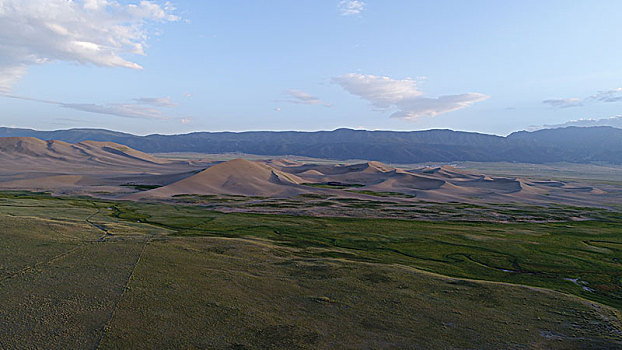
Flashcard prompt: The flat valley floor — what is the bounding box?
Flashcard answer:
[0,192,621,349]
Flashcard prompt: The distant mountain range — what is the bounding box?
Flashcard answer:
[528,115,622,130]
[1,126,621,164]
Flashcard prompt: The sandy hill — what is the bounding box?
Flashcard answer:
[135,158,306,198]
[0,137,209,195]
[0,137,169,169]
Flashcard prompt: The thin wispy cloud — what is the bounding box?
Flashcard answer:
[3,94,176,120]
[339,0,365,16]
[0,0,179,92]
[591,88,622,103]
[133,97,178,107]
[543,88,622,108]
[528,115,622,131]
[281,90,332,107]
[542,98,583,108]
[60,103,169,120]
[333,73,488,120]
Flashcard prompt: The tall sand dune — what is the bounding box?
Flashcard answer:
[135,158,306,198]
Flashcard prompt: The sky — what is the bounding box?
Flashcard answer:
[1,0,621,136]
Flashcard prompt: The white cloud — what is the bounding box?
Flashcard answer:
[339,0,365,16]
[332,74,423,108]
[390,93,490,120]
[333,73,488,119]
[0,65,28,93]
[83,0,109,11]
[542,98,583,108]
[127,1,179,22]
[0,0,179,91]
[282,89,331,107]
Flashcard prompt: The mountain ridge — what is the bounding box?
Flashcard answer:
[1,126,620,164]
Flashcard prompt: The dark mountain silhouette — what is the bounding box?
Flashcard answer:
[1,126,620,164]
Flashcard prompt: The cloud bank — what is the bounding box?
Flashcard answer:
[333,73,488,120]
[0,0,179,91]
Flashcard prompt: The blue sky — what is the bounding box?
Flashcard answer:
[1,0,621,135]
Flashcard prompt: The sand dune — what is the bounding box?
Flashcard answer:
[0,137,209,195]
[135,159,306,198]
[267,159,301,167]
[451,177,523,193]
[141,159,612,203]
[372,173,447,191]
[293,161,399,186]
[0,137,170,169]
[0,136,615,205]
[287,161,391,177]
[298,169,325,177]
[0,175,89,188]
[419,165,484,180]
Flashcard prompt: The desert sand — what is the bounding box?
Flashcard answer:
[0,137,619,208]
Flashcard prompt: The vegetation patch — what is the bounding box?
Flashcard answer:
[347,190,416,198]
[302,182,365,189]
[121,183,162,191]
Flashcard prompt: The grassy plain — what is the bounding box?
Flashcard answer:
[0,191,621,349]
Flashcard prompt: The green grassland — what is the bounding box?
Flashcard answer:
[169,193,616,222]
[0,191,621,349]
